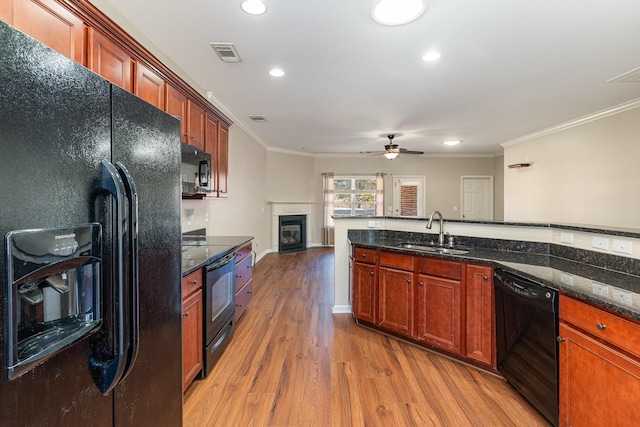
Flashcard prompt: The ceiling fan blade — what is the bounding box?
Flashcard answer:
[398,148,424,155]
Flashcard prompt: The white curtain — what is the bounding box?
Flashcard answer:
[322,173,335,245]
[375,172,384,216]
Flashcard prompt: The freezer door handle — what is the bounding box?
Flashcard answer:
[90,160,130,394]
[115,162,140,381]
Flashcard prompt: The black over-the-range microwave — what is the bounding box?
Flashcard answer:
[181,143,212,195]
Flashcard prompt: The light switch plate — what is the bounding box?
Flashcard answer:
[560,232,574,244]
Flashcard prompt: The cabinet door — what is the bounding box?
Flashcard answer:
[352,262,376,324]
[134,61,165,109]
[378,266,413,337]
[559,322,640,427]
[12,0,84,64]
[187,101,205,150]
[165,84,188,143]
[217,124,229,198]
[416,273,461,354]
[205,113,219,191]
[182,289,203,391]
[0,0,11,23]
[465,264,494,366]
[88,29,132,91]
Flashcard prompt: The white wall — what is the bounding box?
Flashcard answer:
[504,106,640,228]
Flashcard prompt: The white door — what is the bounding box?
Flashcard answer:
[393,176,425,217]
[461,176,493,220]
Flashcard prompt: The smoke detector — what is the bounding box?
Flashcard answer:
[210,43,242,63]
[249,115,268,122]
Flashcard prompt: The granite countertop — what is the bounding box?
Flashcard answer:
[182,235,253,276]
[348,234,640,321]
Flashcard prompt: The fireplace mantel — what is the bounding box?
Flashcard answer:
[270,202,315,251]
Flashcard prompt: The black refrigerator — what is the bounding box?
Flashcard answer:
[0,20,183,426]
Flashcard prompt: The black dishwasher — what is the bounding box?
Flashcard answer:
[494,269,559,427]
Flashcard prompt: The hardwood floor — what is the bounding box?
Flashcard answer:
[184,247,549,427]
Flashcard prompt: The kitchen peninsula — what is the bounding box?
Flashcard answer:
[338,216,640,426]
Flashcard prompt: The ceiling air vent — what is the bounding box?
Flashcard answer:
[607,66,640,83]
[249,115,268,122]
[210,43,242,63]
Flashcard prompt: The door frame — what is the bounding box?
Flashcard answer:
[393,175,426,217]
[460,175,494,220]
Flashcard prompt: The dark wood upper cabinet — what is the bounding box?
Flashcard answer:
[165,84,188,143]
[216,124,229,198]
[11,0,85,64]
[88,28,132,91]
[135,61,165,110]
[187,101,205,150]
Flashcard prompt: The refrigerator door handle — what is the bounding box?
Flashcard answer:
[90,160,130,394]
[115,162,140,381]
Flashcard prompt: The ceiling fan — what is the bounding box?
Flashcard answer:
[362,134,424,159]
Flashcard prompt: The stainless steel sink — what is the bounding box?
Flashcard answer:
[395,243,469,255]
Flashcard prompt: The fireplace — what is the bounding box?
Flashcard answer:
[279,215,306,253]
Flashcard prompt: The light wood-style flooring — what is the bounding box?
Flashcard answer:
[184,247,549,427]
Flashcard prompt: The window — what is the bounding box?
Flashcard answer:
[322,173,384,245]
[333,176,378,217]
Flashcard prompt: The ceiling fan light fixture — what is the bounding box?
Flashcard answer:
[384,143,400,159]
[384,151,399,160]
[371,0,427,26]
[241,0,267,15]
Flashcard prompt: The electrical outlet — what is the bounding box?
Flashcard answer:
[560,232,574,244]
[612,239,633,254]
[612,287,633,306]
[592,282,609,298]
[256,239,260,247]
[367,220,380,228]
[559,273,574,286]
[592,236,609,250]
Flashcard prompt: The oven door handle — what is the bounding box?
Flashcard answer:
[206,253,237,271]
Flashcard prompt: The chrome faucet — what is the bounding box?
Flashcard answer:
[426,210,445,246]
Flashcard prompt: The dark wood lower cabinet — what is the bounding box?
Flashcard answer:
[416,273,461,354]
[378,266,413,337]
[351,245,495,372]
[465,264,494,366]
[182,288,202,391]
[352,261,377,324]
[558,295,640,426]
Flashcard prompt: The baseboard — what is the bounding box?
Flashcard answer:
[332,305,352,314]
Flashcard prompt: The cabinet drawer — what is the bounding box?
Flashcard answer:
[235,251,253,291]
[419,257,461,280]
[354,247,376,264]
[379,250,414,270]
[236,279,253,320]
[236,242,252,262]
[560,294,640,359]
[182,269,203,296]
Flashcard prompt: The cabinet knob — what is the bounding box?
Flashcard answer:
[369,271,374,276]
[183,312,189,317]
[419,281,423,287]
[406,279,411,284]
[191,280,198,285]
[596,322,607,330]
[557,336,565,343]
[190,135,194,140]
[483,275,488,281]
[361,253,366,257]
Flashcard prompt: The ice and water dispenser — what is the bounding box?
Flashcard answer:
[5,224,102,379]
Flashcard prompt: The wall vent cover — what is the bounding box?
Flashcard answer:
[607,66,640,83]
[210,43,242,63]
[249,115,268,122]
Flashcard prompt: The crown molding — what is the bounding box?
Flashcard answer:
[501,98,640,148]
[206,92,269,150]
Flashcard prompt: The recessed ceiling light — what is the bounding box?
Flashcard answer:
[371,0,427,26]
[422,51,442,62]
[442,140,462,146]
[269,68,285,77]
[241,0,267,15]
